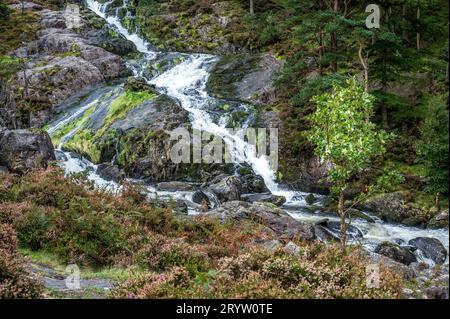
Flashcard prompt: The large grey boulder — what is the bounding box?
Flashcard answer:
[374,242,417,266]
[207,176,242,203]
[408,237,448,265]
[206,201,315,240]
[0,129,55,174]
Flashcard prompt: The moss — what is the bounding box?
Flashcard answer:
[62,90,154,163]
[0,8,40,54]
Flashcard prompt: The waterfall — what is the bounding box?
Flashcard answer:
[85,0,301,202]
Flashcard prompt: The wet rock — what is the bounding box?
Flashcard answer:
[240,173,269,194]
[408,237,448,265]
[428,209,449,229]
[96,163,125,183]
[124,77,158,94]
[156,182,194,192]
[322,221,364,239]
[374,242,417,265]
[241,193,286,207]
[305,193,317,205]
[346,208,376,223]
[192,190,210,205]
[206,201,315,241]
[0,129,55,174]
[207,176,242,203]
[207,53,283,105]
[313,225,339,242]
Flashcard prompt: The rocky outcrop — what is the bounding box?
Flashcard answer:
[207,53,283,106]
[408,237,448,265]
[0,129,55,174]
[428,209,449,229]
[207,175,242,203]
[240,193,286,206]
[374,242,417,266]
[206,201,315,241]
[360,191,429,226]
[10,6,129,128]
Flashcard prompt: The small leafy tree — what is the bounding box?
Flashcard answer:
[305,77,390,250]
[417,95,449,196]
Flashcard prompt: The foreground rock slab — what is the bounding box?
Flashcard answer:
[206,201,314,240]
[0,129,55,174]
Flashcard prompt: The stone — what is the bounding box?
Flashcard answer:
[240,193,286,206]
[156,182,194,192]
[374,242,417,265]
[305,193,317,205]
[206,201,315,241]
[0,129,55,174]
[284,241,302,256]
[428,209,449,229]
[96,163,125,183]
[207,176,242,203]
[408,237,448,265]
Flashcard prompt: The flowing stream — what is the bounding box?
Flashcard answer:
[46,0,448,265]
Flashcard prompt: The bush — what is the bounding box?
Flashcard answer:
[417,95,449,196]
[0,2,10,20]
[0,223,43,298]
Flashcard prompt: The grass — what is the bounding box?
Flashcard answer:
[19,247,144,281]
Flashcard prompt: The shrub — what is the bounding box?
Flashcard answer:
[0,223,43,298]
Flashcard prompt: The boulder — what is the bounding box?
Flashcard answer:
[284,241,302,256]
[240,173,269,194]
[96,163,125,183]
[408,237,448,265]
[207,176,242,203]
[428,209,449,229]
[206,201,315,241]
[361,192,427,225]
[241,193,286,206]
[305,193,317,205]
[314,219,363,240]
[364,251,417,280]
[0,129,55,174]
[374,242,417,265]
[156,181,194,192]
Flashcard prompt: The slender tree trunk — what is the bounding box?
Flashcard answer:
[416,7,421,50]
[249,0,254,15]
[338,191,346,252]
[331,0,339,73]
[402,5,408,41]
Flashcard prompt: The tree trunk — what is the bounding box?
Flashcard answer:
[331,0,339,73]
[338,191,346,252]
[416,7,421,50]
[249,0,254,15]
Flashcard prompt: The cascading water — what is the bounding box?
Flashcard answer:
[46,0,448,264]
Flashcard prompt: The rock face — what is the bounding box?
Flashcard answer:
[0,129,55,174]
[207,176,242,203]
[408,237,448,265]
[207,54,283,106]
[10,7,129,128]
[206,201,315,240]
[374,242,417,265]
